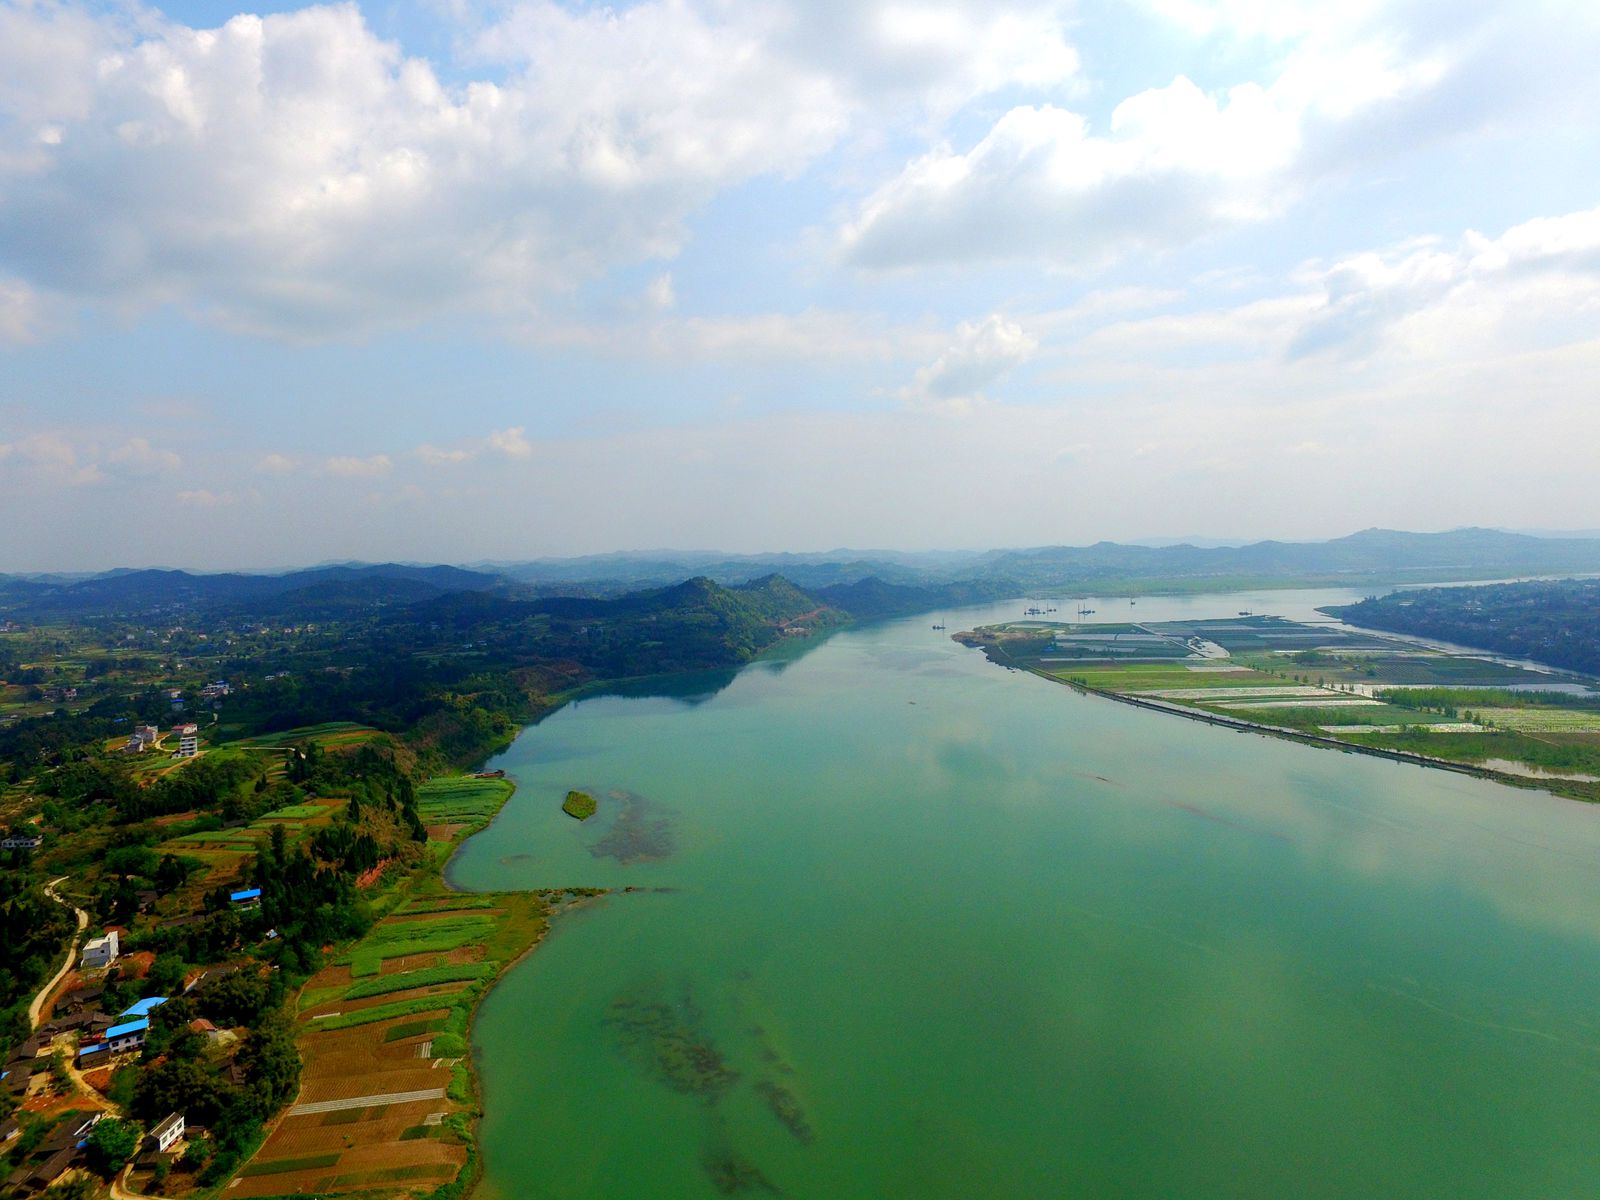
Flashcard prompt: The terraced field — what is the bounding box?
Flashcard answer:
[156,797,348,883]
[232,777,551,1199]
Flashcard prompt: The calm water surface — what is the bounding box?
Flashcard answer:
[449,590,1600,1199]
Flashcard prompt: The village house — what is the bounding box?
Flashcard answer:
[78,1017,150,1060]
[175,723,199,758]
[229,887,262,907]
[127,723,162,752]
[149,1112,186,1154]
[80,930,119,970]
[1,833,43,851]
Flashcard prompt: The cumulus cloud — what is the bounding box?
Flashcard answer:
[256,453,297,474]
[2,432,101,485]
[105,436,180,477]
[900,314,1037,409]
[1290,204,1600,358]
[486,426,532,458]
[415,444,474,466]
[0,0,1079,339]
[840,0,1599,270]
[644,273,676,312]
[843,86,1302,270]
[0,277,43,343]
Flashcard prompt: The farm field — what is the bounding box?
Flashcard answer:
[156,797,349,884]
[416,775,514,844]
[1473,707,1600,732]
[959,614,1600,800]
[232,777,553,1199]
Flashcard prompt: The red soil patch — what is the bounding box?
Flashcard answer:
[118,950,156,980]
[82,1068,114,1093]
[354,859,395,889]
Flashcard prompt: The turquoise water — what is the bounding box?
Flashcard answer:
[449,592,1600,1199]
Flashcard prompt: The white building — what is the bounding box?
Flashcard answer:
[150,1113,185,1153]
[81,931,119,970]
[175,724,199,758]
[1,834,42,851]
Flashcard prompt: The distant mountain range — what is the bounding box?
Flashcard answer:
[4,528,1600,619]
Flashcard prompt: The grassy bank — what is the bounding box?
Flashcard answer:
[229,775,590,1199]
[964,622,1600,805]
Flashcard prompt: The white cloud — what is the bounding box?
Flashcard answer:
[0,0,1089,339]
[1290,204,1600,358]
[485,426,533,458]
[4,432,100,485]
[0,3,841,337]
[900,314,1037,409]
[645,273,676,312]
[322,454,393,478]
[0,277,42,343]
[256,453,297,474]
[105,436,180,477]
[415,444,474,466]
[840,0,1597,271]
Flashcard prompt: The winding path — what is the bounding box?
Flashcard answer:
[28,876,88,1029]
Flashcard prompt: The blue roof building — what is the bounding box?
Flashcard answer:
[118,996,168,1020]
[104,1018,149,1041]
[230,887,262,904]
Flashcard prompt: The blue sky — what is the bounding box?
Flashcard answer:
[2,0,1599,570]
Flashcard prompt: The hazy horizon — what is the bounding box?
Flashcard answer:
[8,524,1600,579]
[4,0,1600,570]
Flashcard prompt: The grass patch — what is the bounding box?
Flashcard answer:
[397,896,499,914]
[335,914,497,970]
[1473,708,1600,733]
[239,1153,341,1177]
[258,803,327,820]
[343,964,489,1001]
[312,995,465,1032]
[382,1018,448,1043]
[429,1032,466,1057]
[416,777,513,824]
[1343,728,1600,777]
[562,790,597,821]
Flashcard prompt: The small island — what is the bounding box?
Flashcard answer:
[563,789,598,820]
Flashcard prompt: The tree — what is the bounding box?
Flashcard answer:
[87,1116,142,1174]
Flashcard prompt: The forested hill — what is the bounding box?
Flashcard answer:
[381,574,845,678]
[13,528,1600,617]
[1325,579,1600,675]
[484,528,1600,594]
[0,562,503,617]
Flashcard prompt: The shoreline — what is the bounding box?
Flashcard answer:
[230,772,583,1200]
[978,640,1596,804]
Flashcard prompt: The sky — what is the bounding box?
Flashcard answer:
[2,0,1599,571]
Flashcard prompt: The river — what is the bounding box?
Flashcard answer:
[447,588,1600,1199]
